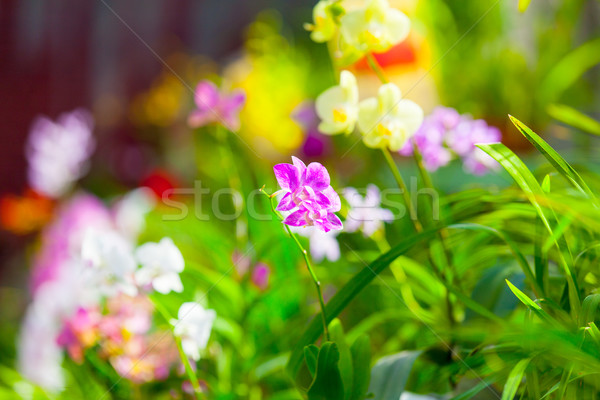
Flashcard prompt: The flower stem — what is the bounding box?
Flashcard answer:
[176,337,203,398]
[364,33,458,331]
[381,148,422,233]
[366,53,389,84]
[260,188,330,341]
[215,125,247,245]
[151,297,202,399]
[285,224,331,342]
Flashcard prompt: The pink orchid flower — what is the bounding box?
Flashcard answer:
[188,80,246,131]
[273,156,342,232]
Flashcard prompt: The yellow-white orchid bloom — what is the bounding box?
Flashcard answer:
[358,83,423,151]
[304,0,344,43]
[340,0,410,53]
[316,70,359,135]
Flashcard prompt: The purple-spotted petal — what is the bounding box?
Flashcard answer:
[274,163,301,191]
[322,186,341,212]
[326,212,343,231]
[276,192,296,211]
[284,209,308,227]
[291,156,307,181]
[194,81,220,110]
[304,162,330,191]
[315,191,332,209]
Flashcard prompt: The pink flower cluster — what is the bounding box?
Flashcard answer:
[399,107,502,175]
[57,295,179,384]
[274,157,342,233]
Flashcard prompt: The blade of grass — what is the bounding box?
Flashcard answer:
[509,115,599,208]
[478,143,580,317]
[547,104,600,136]
[502,358,530,400]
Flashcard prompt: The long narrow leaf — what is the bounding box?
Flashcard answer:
[509,115,599,207]
[501,358,530,400]
[547,104,600,136]
[478,143,580,316]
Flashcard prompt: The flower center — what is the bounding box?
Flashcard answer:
[333,107,348,123]
[362,25,384,47]
[376,122,393,137]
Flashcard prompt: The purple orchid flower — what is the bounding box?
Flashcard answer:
[398,106,502,175]
[274,156,334,211]
[284,198,342,233]
[273,156,342,232]
[188,80,246,131]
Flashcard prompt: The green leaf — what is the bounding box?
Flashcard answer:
[349,335,371,400]
[304,345,320,377]
[307,342,345,400]
[501,358,530,400]
[586,322,600,346]
[329,319,353,400]
[368,351,421,400]
[505,279,541,311]
[541,174,551,193]
[286,229,440,379]
[580,294,600,327]
[451,378,497,400]
[505,280,558,327]
[540,38,600,102]
[449,223,541,297]
[518,0,532,12]
[509,115,599,207]
[547,104,600,136]
[478,142,580,316]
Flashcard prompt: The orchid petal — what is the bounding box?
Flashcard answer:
[194,81,220,110]
[284,209,308,227]
[305,162,330,191]
[274,163,300,191]
[276,192,296,211]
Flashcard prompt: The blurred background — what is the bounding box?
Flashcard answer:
[2,0,600,310]
[1,1,600,398]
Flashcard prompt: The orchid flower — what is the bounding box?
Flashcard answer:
[81,229,138,298]
[358,83,423,151]
[135,237,185,294]
[399,107,502,174]
[26,109,95,198]
[343,185,393,237]
[188,80,246,131]
[315,70,359,135]
[304,0,344,43]
[340,0,410,54]
[273,156,343,232]
[171,302,216,361]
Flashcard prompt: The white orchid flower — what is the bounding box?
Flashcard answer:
[358,83,423,151]
[340,0,410,53]
[135,237,185,294]
[316,70,359,135]
[171,302,216,361]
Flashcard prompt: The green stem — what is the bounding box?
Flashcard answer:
[285,224,331,342]
[152,298,202,399]
[366,53,389,84]
[381,148,422,233]
[215,125,247,244]
[260,189,330,341]
[365,55,457,327]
